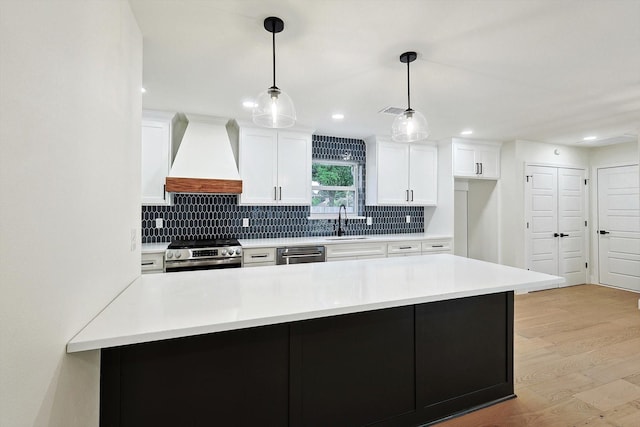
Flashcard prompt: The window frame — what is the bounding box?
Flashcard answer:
[310,159,360,218]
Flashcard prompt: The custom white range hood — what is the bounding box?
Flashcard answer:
[165,114,243,194]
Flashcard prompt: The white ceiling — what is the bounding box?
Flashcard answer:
[130,0,640,146]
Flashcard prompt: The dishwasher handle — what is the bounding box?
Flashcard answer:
[280,252,324,259]
[276,246,326,265]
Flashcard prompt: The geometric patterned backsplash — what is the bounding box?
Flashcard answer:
[141,134,424,243]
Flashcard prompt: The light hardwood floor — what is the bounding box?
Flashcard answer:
[436,285,640,427]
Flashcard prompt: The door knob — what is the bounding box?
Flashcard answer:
[599,230,610,235]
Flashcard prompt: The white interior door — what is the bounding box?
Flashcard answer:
[525,165,587,286]
[557,168,587,286]
[597,165,640,291]
[526,166,559,276]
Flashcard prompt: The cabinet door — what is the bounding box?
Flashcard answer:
[142,120,171,205]
[409,144,437,205]
[453,143,478,178]
[277,131,311,205]
[477,145,500,179]
[377,142,410,204]
[239,128,278,204]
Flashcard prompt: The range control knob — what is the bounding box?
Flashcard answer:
[221,249,227,256]
[166,251,173,259]
[236,248,242,256]
[175,251,182,259]
[228,248,235,256]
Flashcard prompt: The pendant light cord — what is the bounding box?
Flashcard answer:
[406,60,411,110]
[272,31,277,88]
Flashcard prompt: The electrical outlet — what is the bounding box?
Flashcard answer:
[366,217,373,226]
[155,218,163,229]
[406,215,411,223]
[242,218,250,227]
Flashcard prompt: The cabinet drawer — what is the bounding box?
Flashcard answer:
[326,243,387,259]
[243,248,276,264]
[243,261,276,268]
[141,252,164,273]
[387,242,421,255]
[421,239,452,254]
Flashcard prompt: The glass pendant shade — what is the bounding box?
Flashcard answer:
[392,108,429,142]
[253,86,296,128]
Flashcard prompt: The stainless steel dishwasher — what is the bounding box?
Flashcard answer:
[276,246,326,265]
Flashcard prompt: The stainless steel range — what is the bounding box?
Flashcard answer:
[164,238,242,272]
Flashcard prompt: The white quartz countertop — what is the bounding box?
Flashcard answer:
[141,233,452,253]
[68,254,563,353]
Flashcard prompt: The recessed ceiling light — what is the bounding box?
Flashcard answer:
[460,130,473,135]
[243,100,257,108]
[141,87,147,93]
[583,136,597,141]
[332,113,344,120]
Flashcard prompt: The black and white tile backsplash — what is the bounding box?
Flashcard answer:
[141,135,424,243]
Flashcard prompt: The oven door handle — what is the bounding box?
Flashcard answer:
[165,258,240,270]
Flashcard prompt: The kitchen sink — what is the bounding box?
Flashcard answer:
[325,236,369,241]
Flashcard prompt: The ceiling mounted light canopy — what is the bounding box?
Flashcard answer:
[252,16,296,128]
[391,51,429,142]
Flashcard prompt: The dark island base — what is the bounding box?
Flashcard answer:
[100,291,514,427]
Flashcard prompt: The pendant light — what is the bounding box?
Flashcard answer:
[391,51,429,142]
[253,16,296,128]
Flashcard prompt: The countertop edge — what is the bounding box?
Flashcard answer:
[67,273,562,353]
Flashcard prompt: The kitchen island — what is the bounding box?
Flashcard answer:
[68,254,563,427]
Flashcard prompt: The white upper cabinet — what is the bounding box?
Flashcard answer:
[452,140,501,179]
[366,137,437,206]
[239,126,311,205]
[142,110,175,205]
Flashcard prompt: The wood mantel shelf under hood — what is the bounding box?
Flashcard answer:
[165,177,242,194]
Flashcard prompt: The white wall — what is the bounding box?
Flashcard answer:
[0,2,141,426]
[499,140,590,268]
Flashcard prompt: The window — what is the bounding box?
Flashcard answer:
[311,161,358,215]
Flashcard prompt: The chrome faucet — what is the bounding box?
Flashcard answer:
[337,204,348,236]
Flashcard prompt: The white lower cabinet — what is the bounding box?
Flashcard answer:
[141,252,164,274]
[242,247,276,267]
[387,242,422,257]
[325,242,387,261]
[421,239,452,254]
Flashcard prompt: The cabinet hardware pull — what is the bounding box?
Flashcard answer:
[274,186,277,200]
[480,163,483,175]
[141,261,155,266]
[279,186,282,201]
[599,230,610,235]
[163,184,166,200]
[399,246,412,250]
[475,163,479,174]
[251,254,269,258]
[560,233,569,237]
[554,233,560,237]
[432,245,444,248]
[410,190,414,202]
[406,189,409,201]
